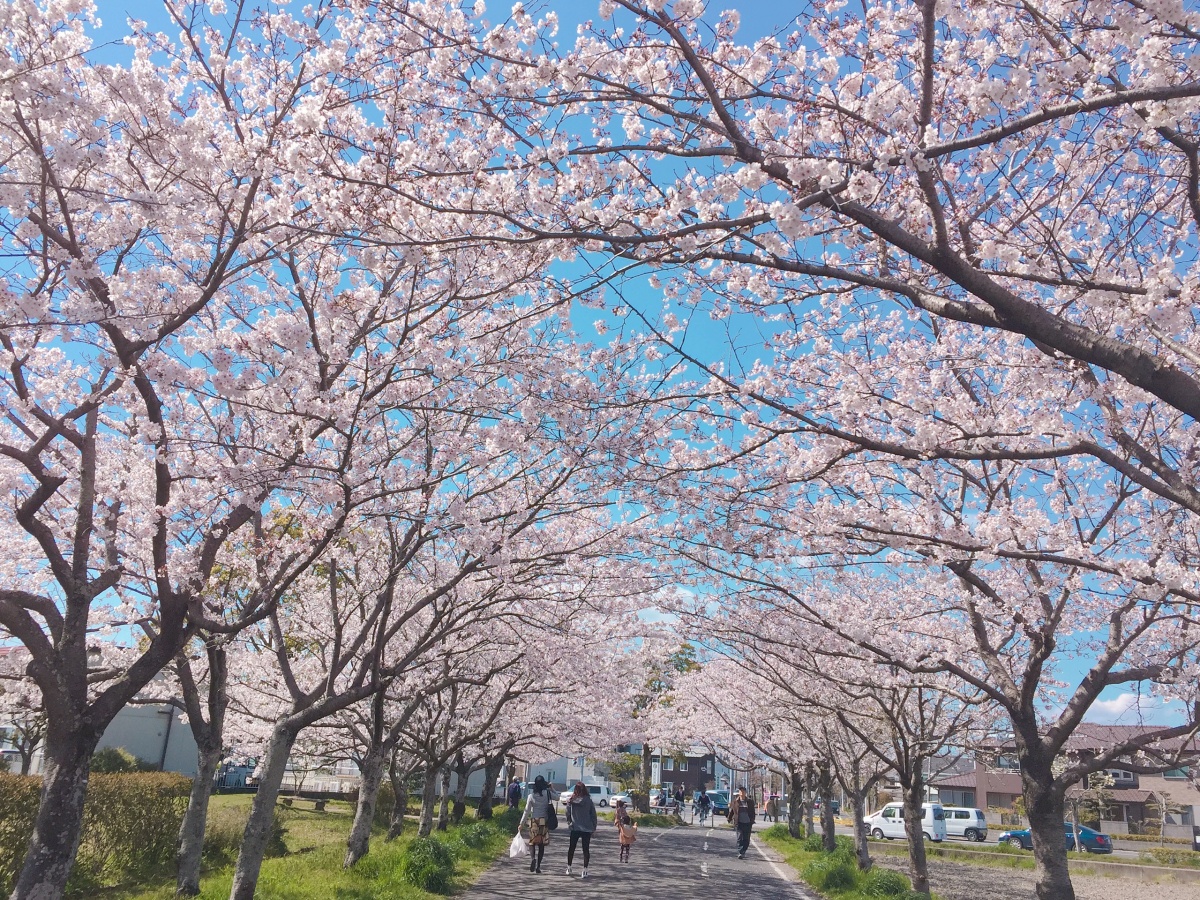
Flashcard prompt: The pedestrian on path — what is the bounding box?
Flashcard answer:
[519,775,553,874]
[564,781,598,878]
[507,778,522,810]
[614,799,637,863]
[727,786,756,859]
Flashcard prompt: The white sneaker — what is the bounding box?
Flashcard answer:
[565,866,571,876]
[581,869,589,879]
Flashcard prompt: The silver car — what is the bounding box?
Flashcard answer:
[942,807,988,842]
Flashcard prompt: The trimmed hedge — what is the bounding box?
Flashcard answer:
[0,772,190,896]
[1145,846,1200,867]
[1118,832,1192,845]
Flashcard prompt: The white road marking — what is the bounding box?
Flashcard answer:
[750,837,812,898]
[700,861,710,878]
[652,824,681,842]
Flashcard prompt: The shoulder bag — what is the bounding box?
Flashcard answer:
[546,793,559,830]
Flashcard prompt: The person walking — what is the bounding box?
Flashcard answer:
[519,775,553,874]
[614,798,636,863]
[727,786,756,859]
[564,781,598,878]
[506,778,522,810]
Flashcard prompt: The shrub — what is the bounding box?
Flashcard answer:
[802,832,825,852]
[1119,832,1192,845]
[70,772,191,892]
[833,834,855,856]
[0,775,41,896]
[400,836,454,894]
[90,747,154,774]
[762,823,791,840]
[1145,847,1200,867]
[862,867,911,896]
[803,855,858,892]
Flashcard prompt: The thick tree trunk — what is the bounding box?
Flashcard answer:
[476,754,504,820]
[344,746,386,868]
[788,765,805,839]
[900,777,931,896]
[851,791,872,870]
[229,722,298,900]
[9,724,100,900]
[387,755,410,840]
[1021,757,1075,900]
[436,765,452,831]
[450,753,471,825]
[638,745,652,813]
[176,740,223,895]
[417,767,439,836]
[818,763,837,852]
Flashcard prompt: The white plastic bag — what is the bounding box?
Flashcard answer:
[509,833,529,859]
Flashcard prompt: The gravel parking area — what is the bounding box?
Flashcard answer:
[875,854,1198,900]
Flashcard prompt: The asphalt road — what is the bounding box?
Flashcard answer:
[463,820,818,899]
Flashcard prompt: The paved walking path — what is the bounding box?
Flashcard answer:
[463,820,818,899]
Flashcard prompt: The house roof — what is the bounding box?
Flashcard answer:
[933,773,979,789]
[1066,785,1155,803]
[996,724,1200,756]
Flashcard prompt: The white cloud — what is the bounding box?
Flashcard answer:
[1086,692,1177,725]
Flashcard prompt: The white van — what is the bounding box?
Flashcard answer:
[558,783,616,807]
[942,807,988,842]
[865,802,947,842]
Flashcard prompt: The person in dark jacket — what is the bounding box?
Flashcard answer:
[564,781,598,878]
[727,786,756,858]
[506,778,522,809]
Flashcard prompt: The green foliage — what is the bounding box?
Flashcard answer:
[609,752,644,788]
[1145,847,1200,867]
[803,854,858,892]
[91,747,155,774]
[0,774,41,896]
[202,803,287,866]
[456,821,490,850]
[763,823,792,840]
[861,867,911,896]
[1119,832,1191,844]
[400,836,454,894]
[0,772,191,896]
[802,832,825,852]
[70,773,192,893]
[632,812,680,827]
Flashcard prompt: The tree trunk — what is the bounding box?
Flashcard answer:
[804,762,815,838]
[387,754,410,840]
[818,763,837,851]
[450,753,471,825]
[436,765,452,831]
[851,791,872,870]
[229,722,298,900]
[787,765,805,839]
[344,745,386,868]
[477,754,504,820]
[900,776,931,897]
[176,739,223,895]
[1021,757,1076,900]
[638,744,652,813]
[417,767,439,836]
[9,724,99,900]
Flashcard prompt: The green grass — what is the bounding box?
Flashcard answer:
[631,812,683,827]
[760,826,932,900]
[102,796,516,899]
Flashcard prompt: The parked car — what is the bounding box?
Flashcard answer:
[814,799,842,814]
[609,790,635,807]
[865,802,947,842]
[558,783,617,807]
[997,823,1112,854]
[942,807,988,842]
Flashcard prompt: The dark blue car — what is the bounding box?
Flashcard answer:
[997,823,1112,854]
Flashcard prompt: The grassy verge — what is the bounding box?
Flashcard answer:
[103,796,516,899]
[760,825,931,900]
[632,812,683,827]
